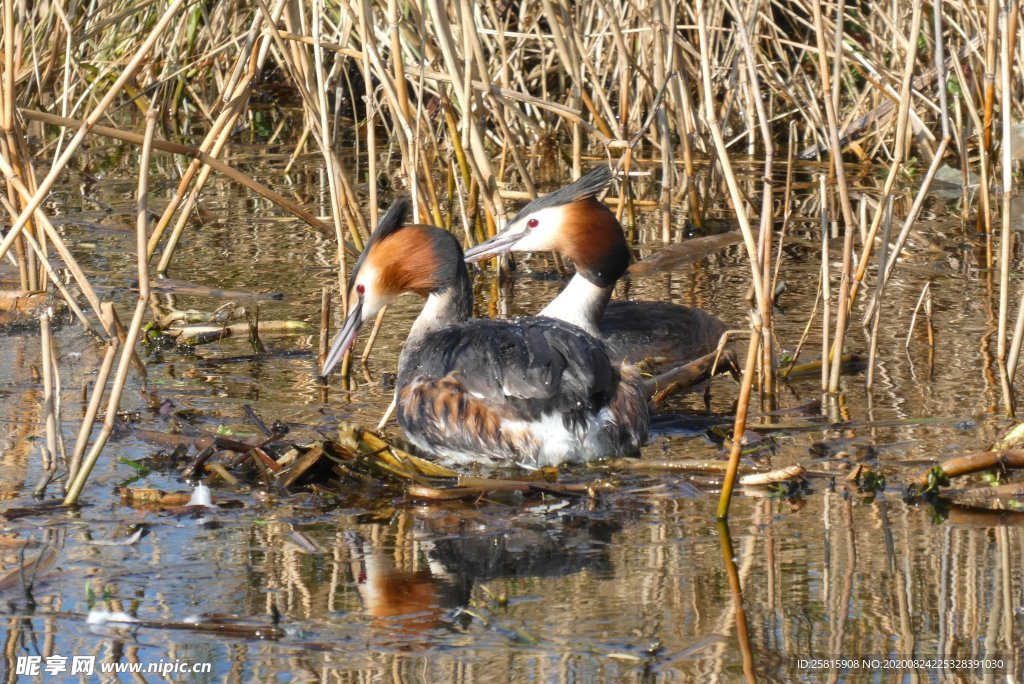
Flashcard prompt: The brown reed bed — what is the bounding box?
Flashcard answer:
[1,0,1023,513]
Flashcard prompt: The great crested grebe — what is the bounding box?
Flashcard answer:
[463,166,729,368]
[320,199,648,468]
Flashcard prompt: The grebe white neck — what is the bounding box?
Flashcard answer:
[539,273,613,335]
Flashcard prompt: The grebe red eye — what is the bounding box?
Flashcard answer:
[527,218,539,228]
[356,284,365,296]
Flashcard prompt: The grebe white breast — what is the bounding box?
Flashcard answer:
[321,199,648,468]
[464,166,729,368]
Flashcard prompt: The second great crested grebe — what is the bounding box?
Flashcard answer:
[464,166,729,368]
[320,199,648,468]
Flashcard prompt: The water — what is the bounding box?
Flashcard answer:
[0,144,1020,682]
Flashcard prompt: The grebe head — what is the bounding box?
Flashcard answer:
[464,165,630,288]
[320,199,467,377]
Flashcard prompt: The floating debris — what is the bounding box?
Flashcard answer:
[188,483,214,508]
[0,290,58,327]
[125,411,617,510]
[86,610,139,625]
[739,464,805,487]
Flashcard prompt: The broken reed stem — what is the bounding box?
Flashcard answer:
[717,313,762,520]
[771,121,797,297]
[39,308,56,476]
[0,192,100,337]
[51,337,68,474]
[0,147,106,332]
[318,286,330,369]
[65,110,157,506]
[905,281,933,349]
[360,307,388,365]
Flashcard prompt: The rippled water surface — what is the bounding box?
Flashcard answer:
[0,144,1021,682]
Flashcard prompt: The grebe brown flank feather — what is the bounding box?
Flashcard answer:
[323,197,648,467]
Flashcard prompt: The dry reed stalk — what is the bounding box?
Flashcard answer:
[360,307,388,365]
[771,121,797,297]
[981,0,999,209]
[152,0,287,271]
[65,110,157,505]
[0,0,185,264]
[949,50,992,238]
[38,308,56,477]
[781,266,823,379]
[810,0,855,395]
[820,175,831,392]
[1,0,32,293]
[0,192,99,337]
[865,196,894,391]
[20,108,339,247]
[996,5,1014,414]
[653,0,674,243]
[66,340,118,490]
[697,0,770,517]
[356,0,378,227]
[49,312,67,471]
[905,281,934,349]
[716,313,762,520]
[845,1,923,314]
[728,0,776,401]
[318,286,330,370]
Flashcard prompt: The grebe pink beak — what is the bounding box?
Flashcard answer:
[463,226,527,263]
[320,299,363,377]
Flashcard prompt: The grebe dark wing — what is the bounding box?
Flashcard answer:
[402,317,617,420]
[599,300,729,366]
